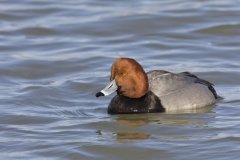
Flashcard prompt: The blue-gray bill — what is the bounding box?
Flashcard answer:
[96,79,118,97]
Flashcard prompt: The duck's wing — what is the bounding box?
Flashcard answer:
[177,72,217,99]
[147,70,195,96]
[147,70,217,98]
[147,70,218,112]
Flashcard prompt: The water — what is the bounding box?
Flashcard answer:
[1,0,240,159]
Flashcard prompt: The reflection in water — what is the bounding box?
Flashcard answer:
[116,114,150,127]
[114,115,152,141]
[113,107,215,141]
[116,105,214,126]
[115,132,150,142]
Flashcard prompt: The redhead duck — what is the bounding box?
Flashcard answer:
[96,57,218,114]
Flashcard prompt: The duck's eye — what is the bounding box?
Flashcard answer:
[121,72,127,77]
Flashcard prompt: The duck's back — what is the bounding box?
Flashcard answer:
[147,70,217,112]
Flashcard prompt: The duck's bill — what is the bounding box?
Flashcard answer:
[96,79,118,97]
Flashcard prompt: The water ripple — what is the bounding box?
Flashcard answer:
[0,0,240,160]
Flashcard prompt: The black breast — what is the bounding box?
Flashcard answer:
[107,91,165,114]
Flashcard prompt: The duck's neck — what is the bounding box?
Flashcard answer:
[108,91,165,114]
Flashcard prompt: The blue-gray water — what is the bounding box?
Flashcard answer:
[1,0,240,159]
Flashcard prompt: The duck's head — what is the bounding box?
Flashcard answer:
[96,57,149,98]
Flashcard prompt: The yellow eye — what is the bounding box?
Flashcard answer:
[118,70,126,76]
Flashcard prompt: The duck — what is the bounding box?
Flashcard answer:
[96,57,218,114]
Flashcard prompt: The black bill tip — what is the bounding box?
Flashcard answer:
[96,92,104,97]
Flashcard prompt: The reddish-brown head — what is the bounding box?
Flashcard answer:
[110,57,148,98]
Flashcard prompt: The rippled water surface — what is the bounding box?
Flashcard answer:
[1,0,240,159]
